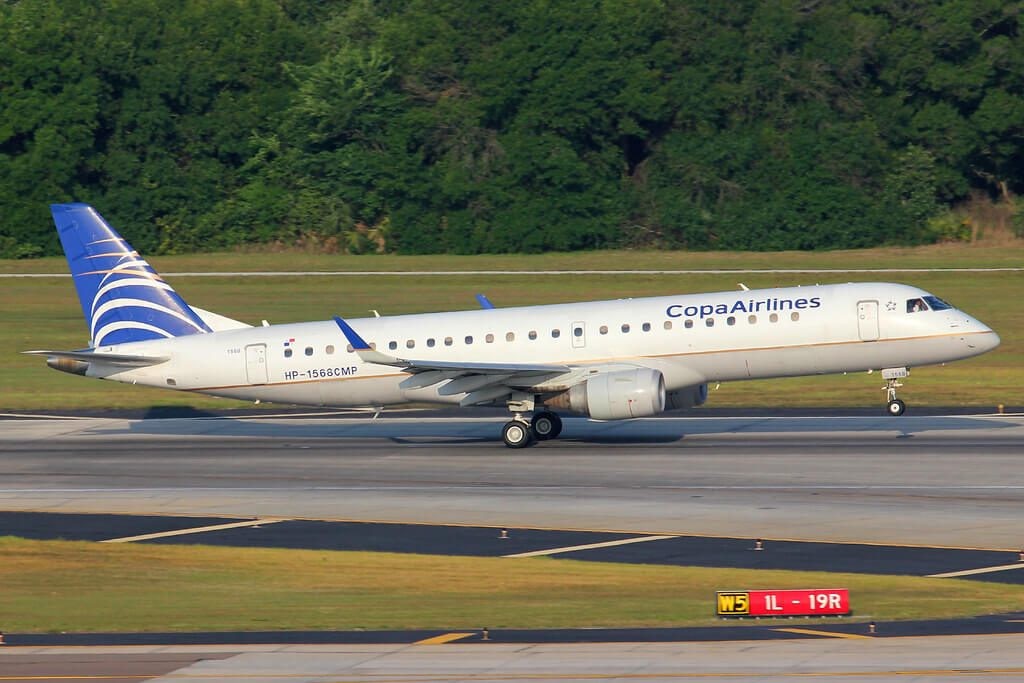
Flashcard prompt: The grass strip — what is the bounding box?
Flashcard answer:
[2,537,1023,633]
[3,243,1024,273]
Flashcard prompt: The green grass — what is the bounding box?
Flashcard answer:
[6,242,1024,273]
[2,246,1022,411]
[2,537,1022,633]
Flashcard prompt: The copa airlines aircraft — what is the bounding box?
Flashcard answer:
[28,203,1001,447]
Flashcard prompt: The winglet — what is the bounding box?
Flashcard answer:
[333,316,403,366]
[475,293,495,310]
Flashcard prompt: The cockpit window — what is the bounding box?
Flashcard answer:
[924,295,953,311]
[906,298,929,313]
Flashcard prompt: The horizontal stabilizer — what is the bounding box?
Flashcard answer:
[191,307,252,331]
[23,349,170,367]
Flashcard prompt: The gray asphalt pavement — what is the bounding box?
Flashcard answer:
[1,412,1022,547]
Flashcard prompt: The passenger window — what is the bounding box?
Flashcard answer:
[705,318,714,327]
[346,344,354,353]
[727,316,736,326]
[444,337,453,346]
[305,346,314,356]
[663,321,672,330]
[528,330,537,340]
[486,333,494,343]
[621,323,630,333]
[406,339,415,348]
[642,322,651,332]
[551,329,560,338]
[284,348,293,358]
[465,335,473,345]
[684,320,694,329]
[748,315,757,324]
[599,325,608,335]
[506,332,515,342]
[790,312,800,321]
[427,338,436,348]
[388,341,398,351]
[770,313,779,323]
[326,345,335,355]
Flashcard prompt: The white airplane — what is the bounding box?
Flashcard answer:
[27,203,1001,447]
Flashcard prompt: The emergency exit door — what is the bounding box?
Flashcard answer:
[571,321,586,348]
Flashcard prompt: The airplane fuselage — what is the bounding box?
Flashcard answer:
[85,281,998,409]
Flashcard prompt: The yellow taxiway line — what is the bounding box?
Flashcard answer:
[413,632,477,645]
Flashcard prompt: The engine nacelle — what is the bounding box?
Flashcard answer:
[665,383,709,410]
[548,368,666,420]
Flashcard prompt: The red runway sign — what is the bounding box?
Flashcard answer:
[716,589,850,617]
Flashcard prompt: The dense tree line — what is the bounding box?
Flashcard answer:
[2,0,1022,258]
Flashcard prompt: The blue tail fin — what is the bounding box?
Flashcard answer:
[51,203,211,347]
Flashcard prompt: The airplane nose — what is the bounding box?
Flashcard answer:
[967,328,1000,353]
[981,329,1001,352]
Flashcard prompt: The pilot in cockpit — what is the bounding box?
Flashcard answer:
[906,298,927,313]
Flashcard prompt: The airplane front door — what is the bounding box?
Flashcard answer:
[857,300,879,341]
[245,344,268,384]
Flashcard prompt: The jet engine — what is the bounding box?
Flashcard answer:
[547,368,666,419]
[665,383,709,410]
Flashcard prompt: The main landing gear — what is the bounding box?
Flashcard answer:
[501,410,563,448]
[882,367,909,416]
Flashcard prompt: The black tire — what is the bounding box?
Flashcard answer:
[887,399,906,416]
[531,411,563,440]
[502,420,535,448]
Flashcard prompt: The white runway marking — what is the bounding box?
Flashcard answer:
[503,534,677,558]
[3,267,1022,277]
[927,563,1024,578]
[101,518,286,543]
[4,485,1024,493]
[0,412,93,420]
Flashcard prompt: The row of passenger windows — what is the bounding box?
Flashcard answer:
[281,312,803,358]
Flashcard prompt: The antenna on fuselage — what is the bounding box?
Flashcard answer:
[738,283,750,291]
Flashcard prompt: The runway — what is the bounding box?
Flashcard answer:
[3,412,1024,682]
[1,412,1022,547]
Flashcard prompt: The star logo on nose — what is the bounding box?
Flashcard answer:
[885,301,897,311]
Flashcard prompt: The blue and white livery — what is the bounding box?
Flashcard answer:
[27,204,1001,447]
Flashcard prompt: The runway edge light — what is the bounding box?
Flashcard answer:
[716,589,851,618]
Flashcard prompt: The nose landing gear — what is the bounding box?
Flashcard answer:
[882,367,909,416]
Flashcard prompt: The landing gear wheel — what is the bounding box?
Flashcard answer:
[502,420,535,448]
[887,399,906,416]
[531,411,563,441]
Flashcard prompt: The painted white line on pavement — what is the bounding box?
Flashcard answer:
[101,518,287,543]
[504,534,677,558]
[928,563,1024,578]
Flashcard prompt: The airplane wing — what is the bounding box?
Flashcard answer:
[333,316,571,406]
[23,349,170,367]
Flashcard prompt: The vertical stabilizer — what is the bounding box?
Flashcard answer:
[51,203,212,347]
